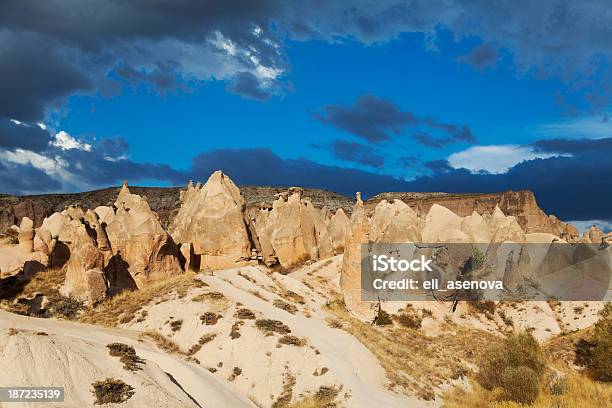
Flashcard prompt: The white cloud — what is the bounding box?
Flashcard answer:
[9,119,27,126]
[537,115,612,138]
[52,130,92,151]
[0,148,72,180]
[569,220,612,234]
[37,122,47,130]
[447,145,567,174]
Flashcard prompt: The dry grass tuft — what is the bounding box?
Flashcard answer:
[443,371,612,408]
[187,333,217,355]
[192,291,225,302]
[286,385,340,408]
[230,321,243,339]
[228,366,242,381]
[272,372,297,408]
[234,308,256,320]
[20,267,67,298]
[278,335,306,347]
[106,343,144,371]
[91,378,134,405]
[80,274,201,326]
[169,319,183,332]
[325,297,496,400]
[200,312,222,325]
[274,299,298,314]
[140,330,183,354]
[255,319,291,335]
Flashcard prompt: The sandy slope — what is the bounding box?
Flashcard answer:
[121,256,432,407]
[0,311,253,408]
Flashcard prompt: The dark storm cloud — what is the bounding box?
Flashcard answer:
[1,1,610,122]
[283,1,612,112]
[54,146,187,187]
[0,32,92,122]
[96,137,130,159]
[315,95,416,142]
[316,95,475,147]
[0,119,51,151]
[457,43,499,70]
[424,159,453,172]
[0,160,61,195]
[0,0,286,121]
[396,156,419,168]
[0,134,187,194]
[226,72,273,101]
[115,63,179,94]
[408,138,612,222]
[313,140,385,168]
[188,147,411,198]
[532,137,612,154]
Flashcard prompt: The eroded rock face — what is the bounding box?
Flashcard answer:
[18,217,34,254]
[106,183,182,287]
[369,199,421,243]
[328,208,349,254]
[487,206,526,243]
[585,225,605,243]
[340,193,370,315]
[422,204,462,243]
[171,171,256,270]
[461,211,491,242]
[61,221,105,302]
[365,190,579,240]
[265,192,318,267]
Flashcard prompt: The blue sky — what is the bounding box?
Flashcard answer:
[0,1,611,226]
[59,32,565,176]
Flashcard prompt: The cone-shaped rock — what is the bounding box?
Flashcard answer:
[105,183,182,286]
[328,208,349,254]
[171,171,255,270]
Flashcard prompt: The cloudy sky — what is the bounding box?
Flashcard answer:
[1,0,611,227]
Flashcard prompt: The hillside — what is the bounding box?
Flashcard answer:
[0,185,355,231]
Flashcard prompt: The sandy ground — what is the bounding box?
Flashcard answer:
[0,254,605,407]
[0,310,253,408]
[123,256,432,407]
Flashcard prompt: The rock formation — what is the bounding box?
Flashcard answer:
[104,182,182,287]
[251,189,340,269]
[61,220,107,303]
[366,190,578,240]
[258,192,318,267]
[328,208,349,254]
[585,225,605,243]
[17,217,34,253]
[171,171,257,270]
[340,193,371,315]
[369,199,421,243]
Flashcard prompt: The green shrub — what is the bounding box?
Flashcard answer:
[375,309,393,326]
[547,371,567,395]
[477,331,545,403]
[52,297,84,319]
[472,247,485,269]
[273,299,298,314]
[200,312,221,325]
[278,335,306,346]
[500,366,539,404]
[396,312,422,329]
[106,343,144,371]
[255,319,291,334]
[234,308,255,320]
[91,378,134,404]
